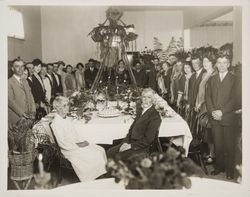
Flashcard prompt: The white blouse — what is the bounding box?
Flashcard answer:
[42,77,51,101]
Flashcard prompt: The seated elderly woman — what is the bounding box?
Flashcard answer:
[51,96,107,181]
[107,88,162,160]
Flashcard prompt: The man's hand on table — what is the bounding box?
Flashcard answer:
[119,143,131,152]
[77,141,89,148]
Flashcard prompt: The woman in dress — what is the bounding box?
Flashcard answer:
[195,51,218,163]
[51,96,107,181]
[30,59,47,120]
[170,60,184,111]
[176,62,194,116]
[115,59,131,86]
[75,62,86,91]
[64,65,76,97]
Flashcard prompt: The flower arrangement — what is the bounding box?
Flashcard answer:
[8,117,36,153]
[106,146,204,189]
[68,91,93,122]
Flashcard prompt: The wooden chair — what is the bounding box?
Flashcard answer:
[188,114,208,174]
[148,128,163,154]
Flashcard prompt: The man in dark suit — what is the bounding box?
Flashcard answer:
[52,63,63,96]
[133,61,147,88]
[84,59,98,89]
[8,59,36,126]
[205,54,237,179]
[107,88,162,160]
[147,57,160,92]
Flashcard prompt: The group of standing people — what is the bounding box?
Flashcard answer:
[143,48,241,180]
[8,58,100,124]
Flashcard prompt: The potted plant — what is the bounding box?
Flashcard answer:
[8,117,37,182]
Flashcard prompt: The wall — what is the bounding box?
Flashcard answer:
[183,6,233,29]
[41,6,107,66]
[190,25,233,48]
[122,10,183,51]
[41,7,183,66]
[8,6,42,62]
[232,6,242,65]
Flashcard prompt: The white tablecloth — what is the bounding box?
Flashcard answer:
[54,177,242,190]
[33,102,192,155]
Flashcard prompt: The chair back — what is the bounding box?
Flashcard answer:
[48,123,60,149]
[149,125,163,153]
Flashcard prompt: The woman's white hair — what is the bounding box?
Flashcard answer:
[53,96,69,110]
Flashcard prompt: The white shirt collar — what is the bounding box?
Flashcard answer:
[13,74,21,83]
[220,71,228,80]
[142,105,152,115]
[196,69,202,78]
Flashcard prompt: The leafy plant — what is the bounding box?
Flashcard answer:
[8,117,36,153]
[106,145,204,189]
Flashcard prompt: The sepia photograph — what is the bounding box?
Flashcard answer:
[0,0,250,196]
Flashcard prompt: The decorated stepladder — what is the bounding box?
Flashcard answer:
[88,7,139,93]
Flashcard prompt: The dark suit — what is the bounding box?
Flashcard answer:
[163,67,173,102]
[107,106,162,160]
[133,69,147,88]
[52,73,63,96]
[30,74,46,105]
[205,72,237,177]
[147,66,158,92]
[84,68,98,89]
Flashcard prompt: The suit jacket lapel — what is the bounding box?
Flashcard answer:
[135,106,154,125]
[12,76,25,90]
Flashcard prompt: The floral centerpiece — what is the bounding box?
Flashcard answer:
[106,146,204,189]
[68,91,93,123]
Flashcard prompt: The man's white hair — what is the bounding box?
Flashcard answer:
[141,88,156,104]
[53,96,69,110]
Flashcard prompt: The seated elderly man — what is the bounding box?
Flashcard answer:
[107,88,162,160]
[51,96,107,181]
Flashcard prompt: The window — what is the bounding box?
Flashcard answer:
[7,7,25,39]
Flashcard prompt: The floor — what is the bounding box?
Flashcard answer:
[7,159,237,190]
[8,141,238,190]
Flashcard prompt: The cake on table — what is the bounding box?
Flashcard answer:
[97,107,120,118]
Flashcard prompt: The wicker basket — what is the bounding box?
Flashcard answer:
[8,150,36,181]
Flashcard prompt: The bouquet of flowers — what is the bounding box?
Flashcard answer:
[68,91,93,122]
[106,146,204,189]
